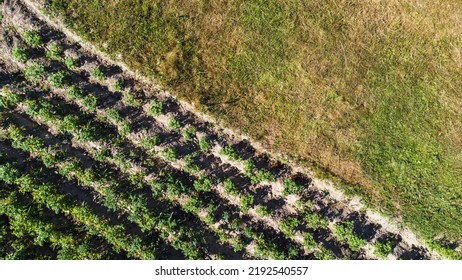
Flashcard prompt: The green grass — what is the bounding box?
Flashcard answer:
[47,0,462,255]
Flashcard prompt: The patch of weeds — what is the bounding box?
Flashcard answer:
[374,241,394,258]
[168,116,181,131]
[280,217,300,238]
[199,137,212,152]
[283,179,304,196]
[147,98,163,116]
[48,71,66,88]
[12,47,29,62]
[91,66,106,80]
[240,193,254,212]
[182,126,196,141]
[160,147,177,161]
[64,56,78,69]
[68,85,85,100]
[46,42,63,60]
[256,205,271,217]
[193,175,213,192]
[24,62,44,81]
[220,145,241,161]
[23,30,43,48]
[223,178,239,196]
[334,221,366,252]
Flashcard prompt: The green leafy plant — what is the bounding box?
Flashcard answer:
[82,95,98,112]
[283,179,304,196]
[160,147,177,161]
[280,217,300,238]
[0,88,21,109]
[223,178,239,196]
[91,66,106,80]
[314,245,336,260]
[220,145,241,161]
[48,71,66,88]
[374,241,394,258]
[334,221,366,252]
[184,197,202,214]
[147,98,163,116]
[24,62,44,81]
[198,137,212,152]
[122,92,142,107]
[182,126,196,141]
[168,116,181,131]
[256,205,271,217]
[140,135,160,150]
[68,85,86,100]
[12,47,29,62]
[46,42,63,60]
[113,79,124,91]
[193,175,213,192]
[303,209,329,229]
[64,56,78,69]
[24,30,43,48]
[105,108,122,123]
[240,193,254,212]
[303,232,317,250]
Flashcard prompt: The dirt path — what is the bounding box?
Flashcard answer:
[0,0,442,259]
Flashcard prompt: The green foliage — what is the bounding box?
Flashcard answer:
[48,71,67,88]
[0,163,20,184]
[314,246,336,260]
[12,47,29,62]
[147,99,163,116]
[0,88,21,109]
[82,95,98,112]
[168,116,181,131]
[24,62,44,81]
[223,178,239,196]
[140,135,160,150]
[243,160,274,184]
[184,197,202,213]
[283,179,304,196]
[91,66,106,80]
[182,126,196,141]
[105,108,122,123]
[303,232,317,250]
[193,175,213,192]
[280,217,299,238]
[67,85,85,100]
[220,145,241,161]
[183,154,200,173]
[374,241,394,258]
[118,120,132,136]
[23,30,43,48]
[334,221,366,252]
[160,147,177,161]
[64,56,78,69]
[240,193,254,212]
[303,209,329,230]
[46,43,63,60]
[198,137,212,152]
[256,205,271,217]
[122,92,142,107]
[113,79,124,91]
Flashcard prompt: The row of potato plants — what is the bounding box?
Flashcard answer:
[0,148,156,259]
[0,113,208,259]
[9,28,320,259]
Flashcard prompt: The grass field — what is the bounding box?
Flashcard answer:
[40,0,462,253]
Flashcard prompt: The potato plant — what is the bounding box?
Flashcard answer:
[23,30,43,48]
[12,47,29,62]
